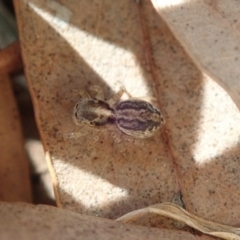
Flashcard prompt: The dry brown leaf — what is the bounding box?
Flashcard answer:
[15,0,240,234]
[117,203,240,240]
[0,201,211,240]
[0,41,22,73]
[152,0,240,110]
[0,73,31,202]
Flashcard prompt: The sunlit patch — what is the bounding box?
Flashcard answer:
[28,2,149,96]
[46,0,72,28]
[53,159,128,208]
[26,140,55,200]
[152,0,189,8]
[193,73,240,165]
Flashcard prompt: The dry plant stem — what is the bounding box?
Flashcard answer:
[0,73,32,202]
[46,151,62,207]
[117,202,240,240]
[138,1,184,200]
[0,41,23,73]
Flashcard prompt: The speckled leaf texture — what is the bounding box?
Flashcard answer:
[0,202,210,240]
[152,0,240,110]
[15,0,240,232]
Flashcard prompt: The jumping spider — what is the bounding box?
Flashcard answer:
[72,86,164,138]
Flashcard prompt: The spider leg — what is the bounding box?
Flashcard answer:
[72,89,91,99]
[107,86,131,108]
[88,85,105,100]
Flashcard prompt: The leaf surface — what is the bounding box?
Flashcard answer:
[0,202,211,240]
[15,0,240,231]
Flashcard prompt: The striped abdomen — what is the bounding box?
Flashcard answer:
[115,99,164,138]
